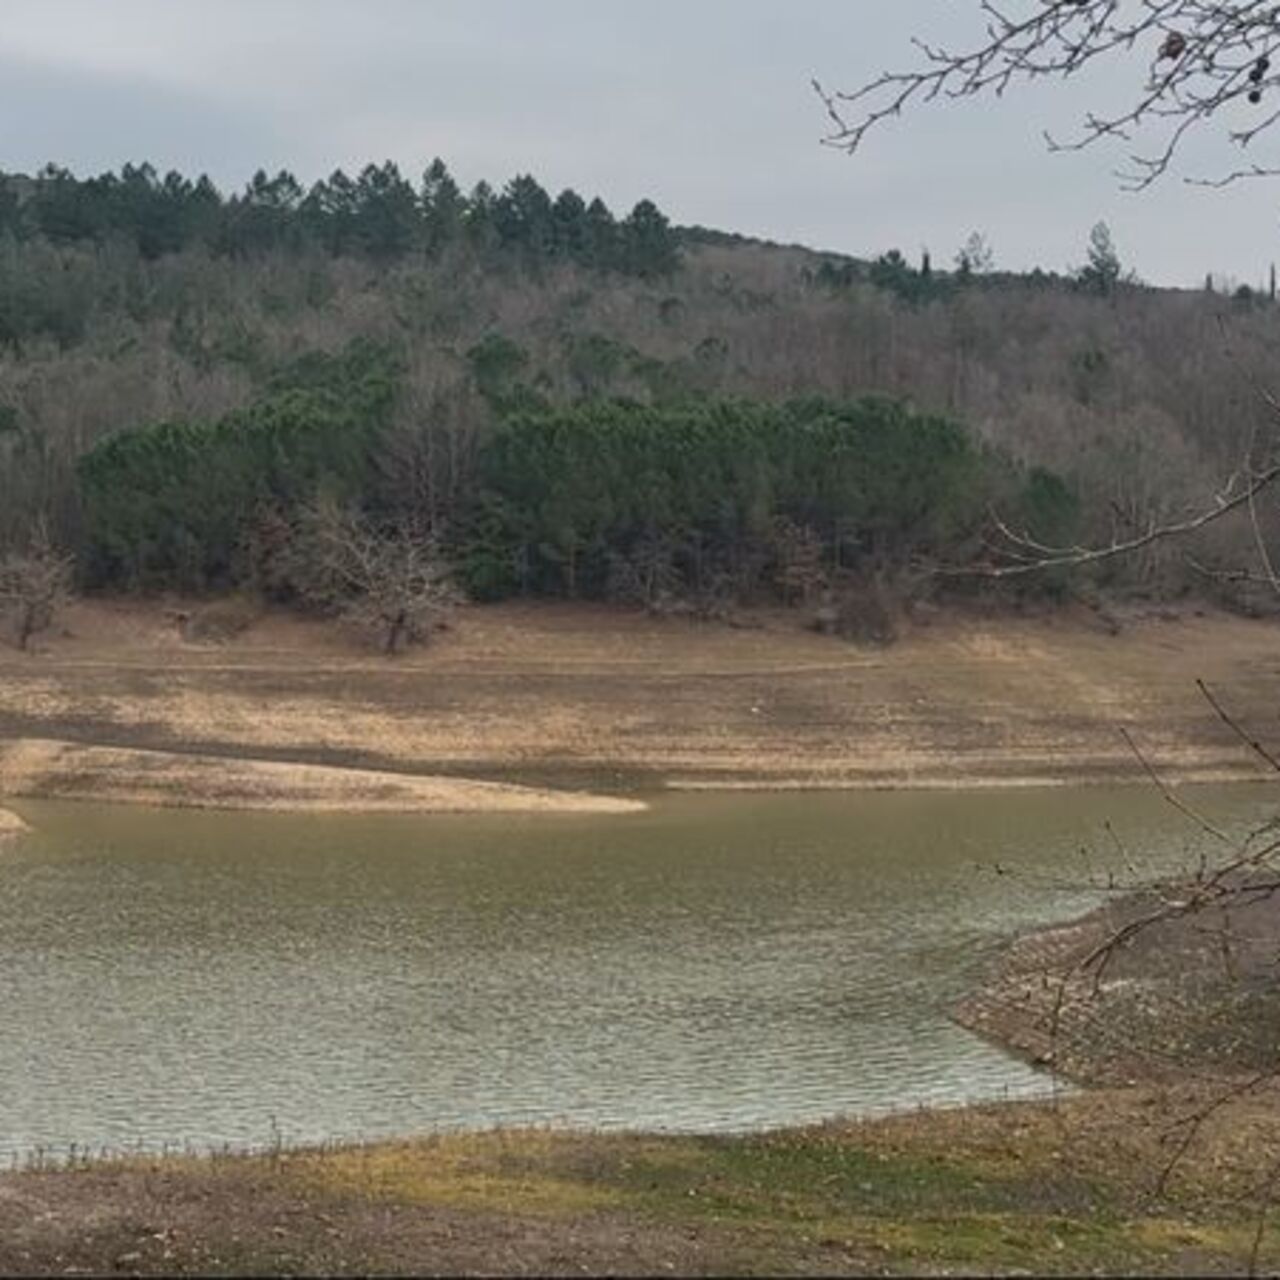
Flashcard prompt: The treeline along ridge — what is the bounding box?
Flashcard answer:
[1,157,1276,635]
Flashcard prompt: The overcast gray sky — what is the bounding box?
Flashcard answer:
[1,1,1275,287]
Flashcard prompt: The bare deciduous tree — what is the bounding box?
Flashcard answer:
[819,2,1280,189]
[954,230,995,276]
[969,458,1280,578]
[821,9,1280,1250]
[605,531,683,612]
[0,526,73,651]
[816,3,1280,591]
[288,502,460,655]
[770,515,828,606]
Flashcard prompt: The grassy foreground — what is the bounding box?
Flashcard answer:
[5,1086,1280,1276]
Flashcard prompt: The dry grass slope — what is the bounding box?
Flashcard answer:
[0,598,1275,804]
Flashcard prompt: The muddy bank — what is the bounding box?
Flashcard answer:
[0,739,644,816]
[955,872,1280,1086]
[0,599,1276,795]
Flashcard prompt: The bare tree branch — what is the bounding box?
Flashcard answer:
[944,462,1280,579]
[1197,678,1280,774]
[820,2,1280,189]
[286,501,460,655]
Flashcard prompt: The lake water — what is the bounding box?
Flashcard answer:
[1,784,1272,1158]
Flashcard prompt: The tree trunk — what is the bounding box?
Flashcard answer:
[566,544,577,598]
[384,612,407,656]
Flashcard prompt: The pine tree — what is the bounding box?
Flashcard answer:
[1077,222,1122,296]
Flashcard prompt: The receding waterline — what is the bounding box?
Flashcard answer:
[2,784,1270,1159]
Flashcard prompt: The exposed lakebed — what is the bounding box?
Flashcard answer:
[2,784,1272,1158]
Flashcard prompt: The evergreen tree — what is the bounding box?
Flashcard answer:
[495,175,555,256]
[618,199,679,277]
[1077,221,1122,296]
[7,158,677,277]
[463,180,499,254]
[420,158,464,254]
[111,163,187,259]
[0,182,20,239]
[221,169,303,255]
[551,188,589,260]
[300,169,359,254]
[30,164,103,244]
[351,161,419,260]
[583,197,619,269]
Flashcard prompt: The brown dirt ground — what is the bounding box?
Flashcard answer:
[0,597,1277,808]
[0,1160,774,1278]
[5,1085,1280,1276]
[956,869,1280,1088]
[6,598,1280,1274]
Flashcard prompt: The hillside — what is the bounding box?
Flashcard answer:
[1,160,1278,617]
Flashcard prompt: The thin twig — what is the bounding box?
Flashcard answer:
[1197,678,1280,774]
[1119,726,1234,845]
[941,465,1280,579]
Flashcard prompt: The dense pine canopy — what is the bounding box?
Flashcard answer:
[0,159,679,277]
[75,338,1073,607]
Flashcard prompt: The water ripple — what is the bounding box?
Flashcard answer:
[2,785,1269,1157]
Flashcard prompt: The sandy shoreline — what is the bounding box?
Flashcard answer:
[0,805,28,840]
[0,739,644,816]
[668,767,1269,791]
[954,865,1280,1087]
[0,597,1276,814]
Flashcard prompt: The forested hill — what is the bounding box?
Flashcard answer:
[0,158,1276,617]
[0,161,680,275]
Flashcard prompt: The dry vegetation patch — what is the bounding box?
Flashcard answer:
[0,599,1274,798]
[5,1089,1280,1276]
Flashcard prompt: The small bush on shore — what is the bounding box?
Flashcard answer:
[0,527,73,651]
[176,594,263,643]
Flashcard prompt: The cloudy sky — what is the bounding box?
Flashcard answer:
[1,1,1276,287]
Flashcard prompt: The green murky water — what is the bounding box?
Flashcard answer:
[1,784,1272,1157]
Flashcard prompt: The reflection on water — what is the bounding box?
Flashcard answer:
[0,784,1271,1156]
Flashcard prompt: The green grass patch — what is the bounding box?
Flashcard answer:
[144,1100,1280,1275]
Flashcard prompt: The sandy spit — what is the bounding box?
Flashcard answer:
[0,806,28,840]
[0,739,644,816]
